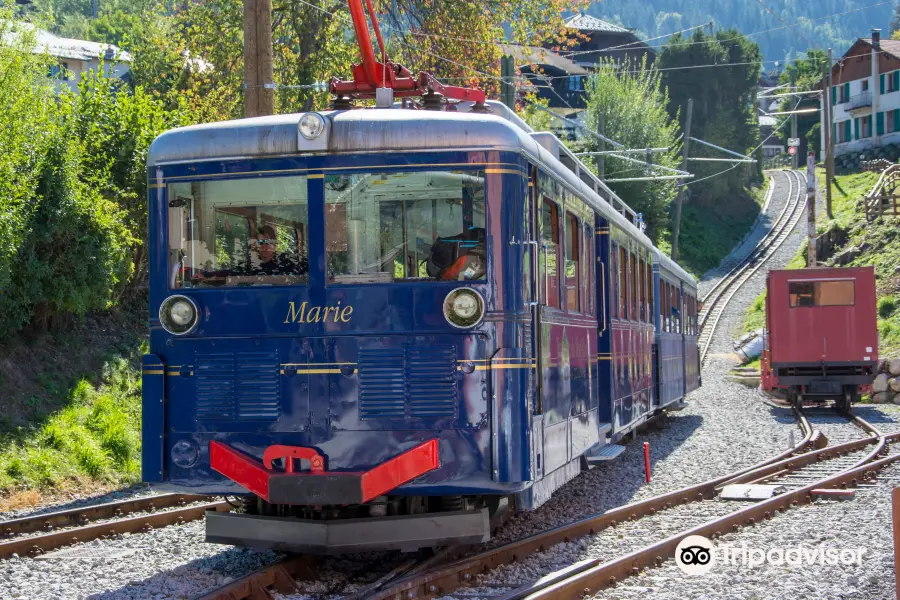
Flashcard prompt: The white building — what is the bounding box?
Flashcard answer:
[821,29,900,158]
[6,23,131,94]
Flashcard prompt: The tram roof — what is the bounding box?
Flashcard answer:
[148,103,666,257]
[654,248,696,287]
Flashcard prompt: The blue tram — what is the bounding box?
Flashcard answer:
[142,103,699,554]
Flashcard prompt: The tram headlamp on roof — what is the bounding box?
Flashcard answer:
[443,288,485,329]
[298,112,326,140]
[159,295,199,336]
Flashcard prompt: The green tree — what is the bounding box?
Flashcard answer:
[659,29,762,202]
[582,57,681,240]
[779,49,828,91]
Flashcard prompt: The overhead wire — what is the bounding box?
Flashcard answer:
[684,96,803,187]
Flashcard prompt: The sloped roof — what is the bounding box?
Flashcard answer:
[861,37,900,60]
[3,22,131,62]
[502,44,589,75]
[564,14,630,34]
[35,29,131,62]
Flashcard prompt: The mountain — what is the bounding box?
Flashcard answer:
[585,0,893,63]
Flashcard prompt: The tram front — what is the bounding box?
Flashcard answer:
[142,109,534,553]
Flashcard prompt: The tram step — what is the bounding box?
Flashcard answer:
[584,443,625,463]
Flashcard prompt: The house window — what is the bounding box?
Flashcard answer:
[840,83,850,103]
[862,79,869,92]
[48,62,70,81]
[889,71,900,93]
[890,109,900,133]
[862,115,872,138]
[567,76,583,92]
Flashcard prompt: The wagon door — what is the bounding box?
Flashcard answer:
[535,179,570,475]
[595,216,613,435]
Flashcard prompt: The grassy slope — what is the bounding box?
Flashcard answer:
[741,169,900,358]
[662,179,769,278]
[0,308,145,505]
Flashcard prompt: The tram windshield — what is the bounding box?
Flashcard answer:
[324,170,485,283]
[166,169,485,288]
[167,176,309,288]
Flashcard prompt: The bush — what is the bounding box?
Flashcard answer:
[878,296,897,319]
[0,17,144,335]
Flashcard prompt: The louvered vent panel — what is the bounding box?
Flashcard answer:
[195,353,235,420]
[194,351,280,421]
[358,348,406,419]
[358,346,457,421]
[407,347,457,418]
[235,351,280,419]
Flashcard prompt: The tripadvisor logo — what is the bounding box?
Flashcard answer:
[674,535,867,575]
[676,535,715,575]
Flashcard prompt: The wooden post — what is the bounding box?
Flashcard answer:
[791,71,798,170]
[243,0,259,117]
[257,0,275,116]
[672,98,692,262]
[807,151,817,267]
[826,48,834,219]
[597,113,605,179]
[893,488,900,600]
[243,0,274,117]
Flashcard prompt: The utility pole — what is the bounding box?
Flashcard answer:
[825,48,834,219]
[790,70,798,169]
[672,97,693,262]
[597,113,605,179]
[500,56,515,111]
[243,0,275,117]
[807,151,817,266]
[92,0,97,18]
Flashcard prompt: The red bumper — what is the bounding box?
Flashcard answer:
[209,439,440,505]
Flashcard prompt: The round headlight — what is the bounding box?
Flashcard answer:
[299,112,326,140]
[443,288,485,329]
[159,295,199,335]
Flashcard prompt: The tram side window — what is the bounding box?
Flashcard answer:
[583,222,594,316]
[630,253,638,321]
[638,258,647,322]
[541,199,561,308]
[323,170,485,283]
[671,285,681,333]
[662,281,672,332]
[167,177,309,289]
[646,264,653,326]
[619,246,628,320]
[565,212,580,312]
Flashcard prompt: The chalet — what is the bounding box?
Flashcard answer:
[518,14,654,117]
[6,23,131,94]
[820,29,900,158]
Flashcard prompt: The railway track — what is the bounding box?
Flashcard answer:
[188,409,818,600]
[0,493,229,559]
[698,169,808,365]
[190,407,900,600]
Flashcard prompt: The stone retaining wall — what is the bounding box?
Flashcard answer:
[870,357,900,403]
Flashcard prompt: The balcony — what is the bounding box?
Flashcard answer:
[848,90,872,113]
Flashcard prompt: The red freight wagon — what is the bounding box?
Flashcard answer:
[761,266,878,410]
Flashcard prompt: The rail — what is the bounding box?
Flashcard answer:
[698,170,806,364]
[0,494,228,559]
[192,409,818,600]
[863,162,900,220]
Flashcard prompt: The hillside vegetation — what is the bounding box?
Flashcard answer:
[742,169,900,359]
[585,0,890,62]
